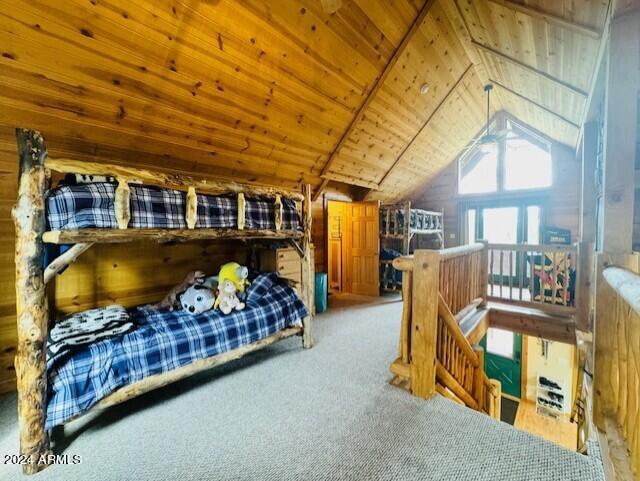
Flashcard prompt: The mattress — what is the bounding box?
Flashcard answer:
[45,182,301,231]
[45,273,308,428]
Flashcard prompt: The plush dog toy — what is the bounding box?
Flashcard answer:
[181,283,217,315]
[155,270,207,311]
[218,262,250,294]
[214,279,245,315]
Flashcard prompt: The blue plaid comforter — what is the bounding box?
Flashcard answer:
[46,273,308,429]
[46,182,301,230]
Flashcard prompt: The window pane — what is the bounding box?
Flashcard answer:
[504,133,552,191]
[527,206,540,244]
[482,207,518,244]
[467,209,476,244]
[459,144,498,194]
[486,328,514,358]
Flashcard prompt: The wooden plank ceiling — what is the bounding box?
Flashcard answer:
[0,0,610,203]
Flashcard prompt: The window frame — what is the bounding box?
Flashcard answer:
[456,116,554,197]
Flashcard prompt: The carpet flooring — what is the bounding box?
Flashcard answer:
[0,295,604,480]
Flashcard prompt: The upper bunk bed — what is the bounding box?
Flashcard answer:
[379,201,443,292]
[12,128,314,474]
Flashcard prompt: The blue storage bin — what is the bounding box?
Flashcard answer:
[315,272,328,313]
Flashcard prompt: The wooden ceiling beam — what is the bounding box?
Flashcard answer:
[315,0,437,196]
[377,64,475,188]
[488,0,602,39]
[472,40,589,98]
[489,79,581,129]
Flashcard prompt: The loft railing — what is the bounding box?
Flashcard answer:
[593,253,640,480]
[484,242,589,318]
[390,244,500,419]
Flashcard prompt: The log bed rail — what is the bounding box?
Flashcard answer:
[12,128,314,474]
[389,243,501,419]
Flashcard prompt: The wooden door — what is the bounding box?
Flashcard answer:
[348,201,380,296]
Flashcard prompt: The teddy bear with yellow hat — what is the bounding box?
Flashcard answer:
[214,262,251,314]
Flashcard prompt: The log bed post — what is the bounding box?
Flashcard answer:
[12,128,52,474]
[301,184,313,348]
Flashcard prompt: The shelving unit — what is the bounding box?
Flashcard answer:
[380,201,444,292]
[536,375,566,419]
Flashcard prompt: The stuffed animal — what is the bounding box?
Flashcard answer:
[218,262,250,293]
[155,270,207,310]
[214,279,245,315]
[180,283,217,315]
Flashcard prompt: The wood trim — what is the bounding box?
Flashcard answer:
[488,0,602,39]
[377,64,475,187]
[489,79,581,129]
[472,40,589,98]
[42,228,303,244]
[319,0,437,181]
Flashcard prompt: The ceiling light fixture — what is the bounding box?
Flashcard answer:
[420,83,429,95]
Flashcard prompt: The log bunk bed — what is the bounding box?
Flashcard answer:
[379,201,443,292]
[12,128,314,474]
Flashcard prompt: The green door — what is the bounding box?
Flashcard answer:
[480,328,522,399]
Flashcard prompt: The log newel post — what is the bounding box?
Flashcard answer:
[12,128,52,474]
[301,185,313,349]
[410,250,440,399]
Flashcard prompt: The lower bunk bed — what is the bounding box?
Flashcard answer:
[46,273,307,429]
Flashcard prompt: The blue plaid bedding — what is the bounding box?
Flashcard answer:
[46,182,301,230]
[45,273,308,429]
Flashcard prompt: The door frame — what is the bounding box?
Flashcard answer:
[325,198,351,294]
[481,328,523,399]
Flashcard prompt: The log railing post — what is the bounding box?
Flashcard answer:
[12,128,52,474]
[301,185,313,349]
[410,250,440,399]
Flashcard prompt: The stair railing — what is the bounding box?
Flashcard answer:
[390,244,500,418]
[593,253,640,479]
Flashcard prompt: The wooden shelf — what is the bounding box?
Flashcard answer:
[43,228,304,244]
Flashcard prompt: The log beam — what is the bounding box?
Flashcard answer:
[12,128,52,474]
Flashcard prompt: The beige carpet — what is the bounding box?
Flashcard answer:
[0,294,603,480]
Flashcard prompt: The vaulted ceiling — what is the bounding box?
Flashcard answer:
[0,0,611,202]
